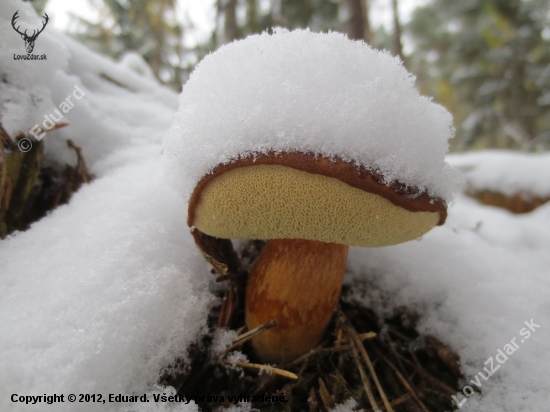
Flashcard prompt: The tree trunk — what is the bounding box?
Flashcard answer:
[247,0,258,35]
[363,0,372,45]
[339,0,363,41]
[339,0,372,44]
[223,0,239,43]
[391,0,405,64]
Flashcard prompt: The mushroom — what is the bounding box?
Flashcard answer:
[188,151,447,364]
[165,29,458,364]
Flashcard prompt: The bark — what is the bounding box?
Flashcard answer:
[339,0,372,44]
[340,0,363,41]
[223,0,239,43]
[246,0,258,35]
[391,0,405,64]
[363,0,372,45]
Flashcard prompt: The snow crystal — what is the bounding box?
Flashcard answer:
[219,403,258,412]
[224,351,250,377]
[210,328,239,357]
[329,398,358,412]
[448,150,550,197]
[164,29,459,203]
[0,159,214,412]
[226,351,249,363]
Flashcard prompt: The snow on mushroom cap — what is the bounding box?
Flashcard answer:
[163,29,459,203]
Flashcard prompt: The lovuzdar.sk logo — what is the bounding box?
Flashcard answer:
[12,10,49,60]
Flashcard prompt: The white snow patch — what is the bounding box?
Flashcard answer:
[44,33,178,173]
[1,4,212,410]
[345,194,550,411]
[210,328,238,357]
[225,351,249,363]
[223,351,249,377]
[0,159,214,412]
[447,150,550,198]
[329,398,358,412]
[219,403,258,412]
[0,2,60,139]
[1,0,178,175]
[119,52,157,80]
[164,29,459,203]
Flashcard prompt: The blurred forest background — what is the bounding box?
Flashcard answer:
[31,0,550,151]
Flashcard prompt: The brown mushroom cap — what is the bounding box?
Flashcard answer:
[188,152,446,247]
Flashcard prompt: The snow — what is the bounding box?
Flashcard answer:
[47,33,178,172]
[329,398,358,412]
[0,4,60,141]
[119,52,157,80]
[346,194,550,411]
[164,28,460,203]
[447,150,550,198]
[1,2,212,411]
[1,2,549,411]
[210,328,238,357]
[0,159,213,412]
[1,0,178,174]
[218,403,257,412]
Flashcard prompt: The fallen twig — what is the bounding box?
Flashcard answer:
[222,360,298,380]
[226,319,277,352]
[291,344,352,366]
[390,393,413,407]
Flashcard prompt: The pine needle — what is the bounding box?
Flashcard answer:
[379,352,430,412]
[342,311,394,412]
[350,340,379,411]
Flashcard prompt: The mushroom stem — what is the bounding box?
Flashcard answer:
[245,238,349,364]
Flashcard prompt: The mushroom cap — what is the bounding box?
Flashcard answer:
[188,153,446,247]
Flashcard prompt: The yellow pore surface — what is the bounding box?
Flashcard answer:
[193,165,440,247]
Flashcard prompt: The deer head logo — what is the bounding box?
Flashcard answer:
[11,11,49,54]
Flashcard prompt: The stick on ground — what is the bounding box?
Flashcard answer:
[223,360,298,380]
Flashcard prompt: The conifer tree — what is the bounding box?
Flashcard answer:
[71,0,186,89]
[408,0,550,150]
